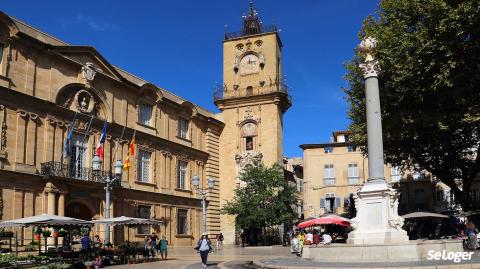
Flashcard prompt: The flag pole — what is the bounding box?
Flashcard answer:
[63,112,78,168]
[82,114,94,147]
[112,125,126,167]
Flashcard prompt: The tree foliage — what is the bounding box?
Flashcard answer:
[221,163,298,231]
[344,0,480,210]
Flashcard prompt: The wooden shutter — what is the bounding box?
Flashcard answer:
[334,197,341,209]
[320,198,325,208]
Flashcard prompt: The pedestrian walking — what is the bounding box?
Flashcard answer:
[290,232,299,253]
[150,232,158,255]
[465,221,479,250]
[216,232,224,250]
[159,236,168,260]
[143,236,152,262]
[195,232,212,268]
[240,230,246,247]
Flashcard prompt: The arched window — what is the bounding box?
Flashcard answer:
[241,122,257,151]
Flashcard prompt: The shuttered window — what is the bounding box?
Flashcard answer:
[323,164,335,185]
[348,163,359,184]
[391,166,402,182]
[178,118,189,139]
[138,103,153,126]
[177,161,187,189]
[137,150,151,183]
[177,209,188,234]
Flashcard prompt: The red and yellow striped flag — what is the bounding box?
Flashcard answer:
[123,131,136,170]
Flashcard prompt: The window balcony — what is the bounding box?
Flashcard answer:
[348,177,359,185]
[40,161,121,185]
[323,178,335,186]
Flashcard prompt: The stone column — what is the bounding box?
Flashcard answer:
[47,192,56,215]
[346,37,408,245]
[363,57,385,182]
[57,193,65,245]
[46,187,56,246]
[58,194,65,216]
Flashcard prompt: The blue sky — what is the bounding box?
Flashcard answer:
[2,0,378,157]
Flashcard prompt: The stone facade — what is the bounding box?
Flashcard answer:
[300,131,452,219]
[215,5,291,244]
[0,12,224,246]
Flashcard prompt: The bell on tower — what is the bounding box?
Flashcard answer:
[242,0,262,35]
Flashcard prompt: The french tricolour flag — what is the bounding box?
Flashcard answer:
[96,121,108,159]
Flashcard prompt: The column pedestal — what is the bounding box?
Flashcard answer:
[347,181,408,245]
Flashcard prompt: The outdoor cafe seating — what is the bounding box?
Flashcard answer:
[0,214,163,268]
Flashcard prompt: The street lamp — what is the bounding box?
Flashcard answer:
[192,176,215,234]
[92,155,123,244]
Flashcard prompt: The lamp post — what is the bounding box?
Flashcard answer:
[92,155,123,244]
[192,176,215,234]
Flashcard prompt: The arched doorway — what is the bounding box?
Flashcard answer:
[65,202,93,220]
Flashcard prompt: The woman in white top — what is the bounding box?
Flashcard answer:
[195,233,212,267]
[305,232,313,244]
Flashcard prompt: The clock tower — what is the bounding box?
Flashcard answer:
[214,1,291,244]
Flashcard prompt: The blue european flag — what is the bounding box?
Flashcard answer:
[65,112,78,157]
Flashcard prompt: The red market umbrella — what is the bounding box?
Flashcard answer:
[298,214,351,228]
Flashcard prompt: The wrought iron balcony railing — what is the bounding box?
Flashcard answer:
[224,25,278,40]
[214,81,291,103]
[40,161,121,186]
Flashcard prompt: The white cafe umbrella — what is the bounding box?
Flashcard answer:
[91,216,162,226]
[0,213,92,227]
[91,216,163,241]
[0,214,92,255]
[401,211,449,219]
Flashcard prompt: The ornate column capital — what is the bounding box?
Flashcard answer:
[358,36,380,79]
[359,60,381,79]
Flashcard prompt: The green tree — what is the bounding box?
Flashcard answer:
[344,0,480,210]
[221,163,297,233]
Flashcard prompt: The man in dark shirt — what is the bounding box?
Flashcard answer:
[151,232,158,255]
[80,234,91,252]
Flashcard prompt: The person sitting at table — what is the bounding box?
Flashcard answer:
[94,235,102,247]
[305,231,313,245]
[313,230,320,245]
[322,233,332,245]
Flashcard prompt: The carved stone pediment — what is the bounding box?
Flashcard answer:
[235,151,262,171]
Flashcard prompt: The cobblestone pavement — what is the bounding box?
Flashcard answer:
[111,245,290,269]
[110,246,480,269]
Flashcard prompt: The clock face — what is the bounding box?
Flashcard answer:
[242,122,257,137]
[239,54,260,75]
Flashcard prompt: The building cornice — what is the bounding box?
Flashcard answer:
[214,91,291,113]
[0,86,210,161]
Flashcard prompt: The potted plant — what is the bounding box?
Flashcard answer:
[34,227,42,240]
[53,228,59,238]
[42,229,51,238]
[0,229,14,238]
[58,228,68,237]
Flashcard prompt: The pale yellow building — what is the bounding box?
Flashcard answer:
[0,11,223,246]
[301,131,452,218]
[215,3,291,244]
